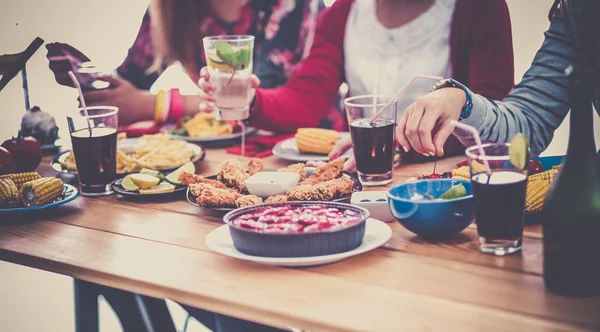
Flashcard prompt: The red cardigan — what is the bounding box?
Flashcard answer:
[249,0,514,134]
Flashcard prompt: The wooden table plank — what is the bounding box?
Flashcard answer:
[0,221,590,332]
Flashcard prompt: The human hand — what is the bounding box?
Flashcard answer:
[197,66,260,112]
[396,88,465,157]
[306,136,357,172]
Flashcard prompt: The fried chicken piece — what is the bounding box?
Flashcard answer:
[287,185,334,201]
[217,160,249,191]
[320,177,354,197]
[178,172,229,189]
[265,195,288,204]
[236,195,263,208]
[277,163,307,181]
[301,157,344,185]
[190,183,241,207]
[248,158,264,176]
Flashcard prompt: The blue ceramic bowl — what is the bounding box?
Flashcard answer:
[387,179,474,238]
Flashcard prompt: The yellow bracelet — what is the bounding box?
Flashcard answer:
[154,90,165,125]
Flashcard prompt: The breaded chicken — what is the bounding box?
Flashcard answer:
[248,158,264,176]
[190,183,241,207]
[236,195,263,208]
[277,163,307,181]
[301,157,344,185]
[179,172,229,190]
[287,184,334,201]
[217,160,249,191]
[264,195,288,204]
[320,177,354,197]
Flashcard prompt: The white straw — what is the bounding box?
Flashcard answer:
[68,71,93,136]
[372,65,379,114]
[370,75,443,123]
[450,120,491,175]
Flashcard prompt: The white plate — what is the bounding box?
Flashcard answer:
[171,127,256,146]
[205,218,392,267]
[272,132,353,162]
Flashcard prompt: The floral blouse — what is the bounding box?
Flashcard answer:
[117,0,324,90]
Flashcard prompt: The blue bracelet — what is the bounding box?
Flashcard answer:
[431,78,473,120]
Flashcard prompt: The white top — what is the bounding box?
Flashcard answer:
[344,0,456,111]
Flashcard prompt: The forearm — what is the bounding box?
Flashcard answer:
[182,95,204,118]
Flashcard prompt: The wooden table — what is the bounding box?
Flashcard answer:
[1,150,599,332]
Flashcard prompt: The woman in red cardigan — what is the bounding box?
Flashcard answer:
[200,0,514,169]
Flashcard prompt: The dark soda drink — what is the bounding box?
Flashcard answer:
[472,171,527,254]
[71,127,117,194]
[350,118,395,176]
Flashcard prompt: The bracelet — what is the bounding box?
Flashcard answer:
[168,88,184,123]
[431,78,473,120]
[154,90,165,125]
[161,89,172,125]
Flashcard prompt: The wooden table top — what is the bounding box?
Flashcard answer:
[1,150,598,331]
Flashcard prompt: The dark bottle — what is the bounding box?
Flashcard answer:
[543,69,600,296]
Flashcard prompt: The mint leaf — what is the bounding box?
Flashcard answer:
[237,48,251,70]
[215,41,237,68]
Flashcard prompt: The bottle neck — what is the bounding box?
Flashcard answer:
[566,98,597,158]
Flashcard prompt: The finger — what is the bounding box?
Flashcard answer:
[82,89,113,103]
[199,80,216,94]
[199,102,216,113]
[396,107,411,153]
[306,160,326,168]
[250,75,260,88]
[329,136,353,159]
[97,75,124,87]
[405,100,428,156]
[200,67,210,81]
[343,156,356,173]
[433,120,456,156]
[417,107,440,157]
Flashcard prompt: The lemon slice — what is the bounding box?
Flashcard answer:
[139,182,176,195]
[121,175,139,191]
[509,133,530,171]
[207,57,233,71]
[165,161,195,185]
[440,183,467,200]
[129,173,161,190]
[140,168,165,180]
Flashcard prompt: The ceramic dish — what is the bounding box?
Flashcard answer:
[272,133,352,162]
[171,127,256,147]
[0,184,79,213]
[111,178,187,197]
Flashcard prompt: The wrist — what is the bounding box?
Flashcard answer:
[431,78,472,120]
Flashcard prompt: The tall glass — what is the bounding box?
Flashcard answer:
[466,143,528,255]
[345,95,397,186]
[67,106,118,196]
[203,35,254,121]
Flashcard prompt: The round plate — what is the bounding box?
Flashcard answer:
[0,184,79,213]
[171,127,256,147]
[51,143,205,176]
[272,132,352,162]
[205,218,391,267]
[111,178,187,197]
[186,168,363,212]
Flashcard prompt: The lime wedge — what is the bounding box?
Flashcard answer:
[121,175,139,191]
[165,161,196,185]
[440,183,467,200]
[139,182,176,195]
[140,168,165,180]
[509,133,530,170]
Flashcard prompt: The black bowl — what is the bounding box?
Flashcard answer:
[223,202,370,258]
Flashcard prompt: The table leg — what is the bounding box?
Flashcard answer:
[74,279,99,332]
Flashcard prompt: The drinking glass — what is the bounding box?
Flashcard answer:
[466,143,528,255]
[67,106,118,196]
[203,35,255,121]
[345,95,398,186]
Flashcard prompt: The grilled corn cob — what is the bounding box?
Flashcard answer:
[451,166,471,180]
[0,178,20,208]
[528,169,558,183]
[526,178,552,212]
[0,172,41,189]
[20,177,64,207]
[295,128,340,155]
[470,160,487,174]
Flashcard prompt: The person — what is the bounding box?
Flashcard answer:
[395,0,600,162]
[199,0,515,170]
[48,0,323,130]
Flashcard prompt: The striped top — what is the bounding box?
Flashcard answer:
[457,0,600,156]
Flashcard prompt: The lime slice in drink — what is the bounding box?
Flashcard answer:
[140,168,165,180]
[439,183,467,200]
[165,161,196,185]
[509,133,530,171]
[121,175,140,191]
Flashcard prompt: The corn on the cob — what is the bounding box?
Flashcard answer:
[0,172,41,189]
[0,178,20,208]
[20,177,64,207]
[295,128,340,155]
[528,169,558,183]
[526,178,552,212]
[470,160,487,174]
[451,166,471,180]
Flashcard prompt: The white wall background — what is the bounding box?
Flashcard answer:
[0,1,598,331]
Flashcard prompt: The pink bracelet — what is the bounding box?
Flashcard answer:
[160,89,171,125]
[168,88,184,123]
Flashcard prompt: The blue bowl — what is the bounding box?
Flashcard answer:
[387,179,474,238]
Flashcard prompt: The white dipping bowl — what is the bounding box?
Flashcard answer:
[245,172,300,198]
